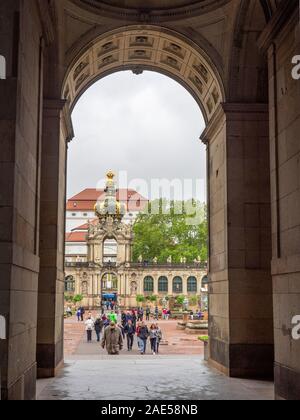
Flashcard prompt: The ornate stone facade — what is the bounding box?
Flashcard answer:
[65,172,207,308]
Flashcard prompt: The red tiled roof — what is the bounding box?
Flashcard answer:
[71,219,98,232]
[65,232,87,242]
[67,189,148,212]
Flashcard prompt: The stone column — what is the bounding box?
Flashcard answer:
[153,275,159,295]
[168,277,173,296]
[259,1,300,399]
[36,98,73,379]
[202,102,273,378]
[0,0,45,400]
[182,275,188,295]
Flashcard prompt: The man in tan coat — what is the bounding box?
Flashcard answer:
[101,322,123,355]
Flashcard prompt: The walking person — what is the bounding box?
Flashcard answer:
[131,309,137,329]
[80,306,85,322]
[146,307,151,321]
[137,322,149,355]
[149,324,158,355]
[94,316,104,342]
[166,309,171,321]
[156,323,163,354]
[85,315,94,343]
[155,306,159,321]
[124,320,136,351]
[102,314,110,328]
[138,307,144,322]
[76,308,81,322]
[101,322,123,355]
[108,311,117,324]
[121,311,127,327]
[136,322,142,352]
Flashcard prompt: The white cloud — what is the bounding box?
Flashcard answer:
[68,70,206,201]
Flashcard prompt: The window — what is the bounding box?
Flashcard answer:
[103,238,118,263]
[187,276,197,293]
[0,55,6,80]
[201,275,209,290]
[173,277,183,294]
[144,276,154,293]
[102,273,118,290]
[65,276,75,292]
[158,276,168,293]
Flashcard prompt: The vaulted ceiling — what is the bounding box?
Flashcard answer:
[75,0,232,19]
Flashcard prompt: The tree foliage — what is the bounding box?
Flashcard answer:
[133,199,208,263]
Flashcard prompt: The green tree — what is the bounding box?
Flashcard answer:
[176,295,186,306]
[73,294,83,305]
[136,295,146,304]
[133,199,208,263]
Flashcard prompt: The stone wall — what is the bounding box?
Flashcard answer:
[259,2,300,400]
[0,0,42,400]
[202,103,274,378]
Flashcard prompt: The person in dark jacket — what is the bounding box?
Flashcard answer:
[137,308,144,322]
[137,322,149,355]
[94,317,104,342]
[101,322,123,355]
[124,320,136,351]
[121,311,127,327]
[131,310,137,329]
[80,306,85,322]
[146,307,151,321]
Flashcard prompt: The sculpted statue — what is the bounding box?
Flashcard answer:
[130,281,137,296]
[153,257,158,264]
[138,255,143,263]
[167,256,172,264]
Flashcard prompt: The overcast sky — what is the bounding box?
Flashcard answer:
[68,70,206,202]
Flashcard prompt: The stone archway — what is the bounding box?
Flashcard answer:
[62,26,225,123]
[1,0,299,401]
[39,10,274,385]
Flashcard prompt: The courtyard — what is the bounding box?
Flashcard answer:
[36,317,274,400]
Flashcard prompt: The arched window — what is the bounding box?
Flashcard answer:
[144,276,154,293]
[201,275,209,289]
[65,275,75,292]
[0,55,6,79]
[187,276,197,293]
[173,277,183,294]
[158,276,168,293]
[102,273,118,291]
[103,238,118,263]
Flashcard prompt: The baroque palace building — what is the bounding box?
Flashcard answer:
[65,172,208,309]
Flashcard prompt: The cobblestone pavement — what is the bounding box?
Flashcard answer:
[37,316,274,400]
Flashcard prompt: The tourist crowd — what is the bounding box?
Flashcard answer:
[81,308,164,356]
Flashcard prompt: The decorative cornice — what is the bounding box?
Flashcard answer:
[200,102,269,144]
[73,0,231,23]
